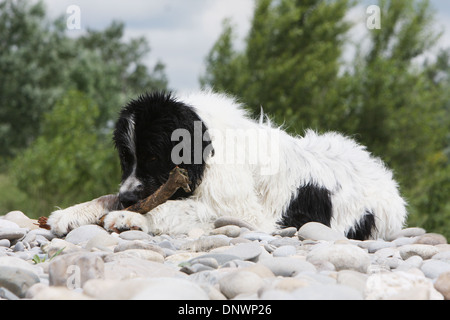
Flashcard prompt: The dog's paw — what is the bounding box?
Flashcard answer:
[102,211,149,234]
[47,208,81,237]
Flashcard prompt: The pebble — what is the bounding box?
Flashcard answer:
[0,210,449,300]
[421,260,450,279]
[214,216,256,230]
[414,233,448,246]
[307,243,371,273]
[434,271,450,300]
[209,225,241,238]
[219,271,264,299]
[259,257,316,277]
[119,230,152,241]
[0,228,27,241]
[220,242,262,261]
[298,222,347,241]
[365,271,443,300]
[0,266,40,298]
[272,227,297,237]
[65,225,110,245]
[399,244,440,260]
[273,245,296,257]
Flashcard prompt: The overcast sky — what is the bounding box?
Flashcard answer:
[42,0,450,93]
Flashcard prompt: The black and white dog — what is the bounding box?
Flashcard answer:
[48,91,407,240]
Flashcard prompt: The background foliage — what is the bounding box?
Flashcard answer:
[0,0,448,238]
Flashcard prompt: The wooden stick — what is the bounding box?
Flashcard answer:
[124,166,191,214]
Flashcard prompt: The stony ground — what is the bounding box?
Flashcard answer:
[0,210,449,300]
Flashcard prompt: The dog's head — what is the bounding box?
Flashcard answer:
[113,92,213,209]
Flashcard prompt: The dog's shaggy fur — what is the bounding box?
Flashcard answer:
[48,91,407,239]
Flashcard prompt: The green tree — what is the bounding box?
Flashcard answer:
[201,0,450,237]
[201,0,354,131]
[0,0,167,162]
[11,91,120,216]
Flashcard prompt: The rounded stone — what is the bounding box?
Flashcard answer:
[307,243,370,273]
[0,266,40,298]
[421,260,450,279]
[214,216,256,230]
[48,252,105,287]
[221,242,262,261]
[181,236,230,252]
[219,271,264,299]
[0,228,27,241]
[414,233,447,246]
[65,225,109,245]
[132,277,209,300]
[119,230,152,241]
[259,257,317,277]
[298,222,347,241]
[292,284,363,300]
[434,271,450,300]
[0,220,20,229]
[273,245,296,257]
[388,228,426,240]
[210,225,241,238]
[3,211,38,230]
[272,227,297,238]
[365,271,443,300]
[399,244,440,260]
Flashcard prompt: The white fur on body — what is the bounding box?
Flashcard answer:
[48,91,407,239]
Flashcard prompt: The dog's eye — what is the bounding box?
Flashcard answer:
[149,156,157,162]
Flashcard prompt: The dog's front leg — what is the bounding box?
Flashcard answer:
[47,194,120,237]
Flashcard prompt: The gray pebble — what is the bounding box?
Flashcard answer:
[269,237,301,247]
[219,271,264,299]
[307,243,371,273]
[0,287,20,300]
[0,220,20,229]
[49,252,105,287]
[190,253,241,266]
[221,243,262,261]
[132,278,209,300]
[388,227,426,240]
[119,230,152,241]
[259,257,316,277]
[13,242,25,252]
[0,228,27,241]
[421,260,450,279]
[273,245,296,257]
[272,227,297,237]
[0,239,10,247]
[399,244,439,260]
[242,232,276,242]
[298,222,347,241]
[181,263,215,275]
[0,266,40,298]
[114,240,165,257]
[181,235,230,252]
[292,284,363,300]
[214,216,256,230]
[65,225,109,245]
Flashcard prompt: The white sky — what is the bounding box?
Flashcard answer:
[42,0,450,92]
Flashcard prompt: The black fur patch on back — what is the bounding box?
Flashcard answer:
[345,211,376,240]
[278,183,333,229]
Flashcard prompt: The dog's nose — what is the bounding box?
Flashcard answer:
[119,192,139,209]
